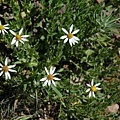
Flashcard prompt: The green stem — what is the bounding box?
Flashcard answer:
[35,89,38,112]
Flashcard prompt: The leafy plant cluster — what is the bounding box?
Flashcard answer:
[0,0,120,119]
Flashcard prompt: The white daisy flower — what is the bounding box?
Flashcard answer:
[86,79,101,98]
[10,28,29,47]
[60,24,80,47]
[40,67,61,87]
[0,57,17,80]
[0,21,9,35]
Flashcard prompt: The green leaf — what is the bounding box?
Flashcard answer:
[28,62,38,67]
[0,89,3,93]
[15,115,32,120]
[57,68,64,72]
[23,84,27,91]
[51,84,62,98]
[85,49,94,56]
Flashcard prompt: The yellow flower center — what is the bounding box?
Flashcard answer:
[16,34,21,40]
[47,74,53,80]
[91,86,97,92]
[2,66,8,72]
[68,33,73,39]
[0,25,4,30]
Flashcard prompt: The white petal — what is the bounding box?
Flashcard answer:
[86,88,90,93]
[19,28,23,35]
[70,24,73,33]
[60,35,67,39]
[69,40,73,47]
[21,38,28,41]
[8,69,17,72]
[10,30,16,36]
[73,36,79,41]
[2,30,5,35]
[72,29,79,34]
[5,72,11,79]
[97,87,102,90]
[89,91,92,98]
[50,67,56,74]
[62,28,68,34]
[8,72,11,79]
[69,42,73,47]
[48,80,51,86]
[8,65,16,68]
[53,73,59,76]
[74,39,79,43]
[92,92,96,98]
[95,83,101,87]
[16,41,19,47]
[40,77,47,81]
[5,72,8,79]
[86,84,91,87]
[53,77,60,81]
[64,38,68,43]
[0,71,3,76]
[19,40,24,44]
[0,21,1,25]
[11,37,17,45]
[43,80,48,87]
[21,35,29,38]
[0,68,2,70]
[91,79,94,86]
[72,39,78,44]
[5,57,8,66]
[50,67,53,74]
[72,41,76,45]
[0,63,3,67]
[4,24,9,27]
[4,27,9,33]
[69,38,77,45]
[45,67,49,75]
[52,80,56,86]
[3,29,8,33]
[4,26,9,29]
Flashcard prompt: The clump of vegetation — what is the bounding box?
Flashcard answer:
[0,0,120,119]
